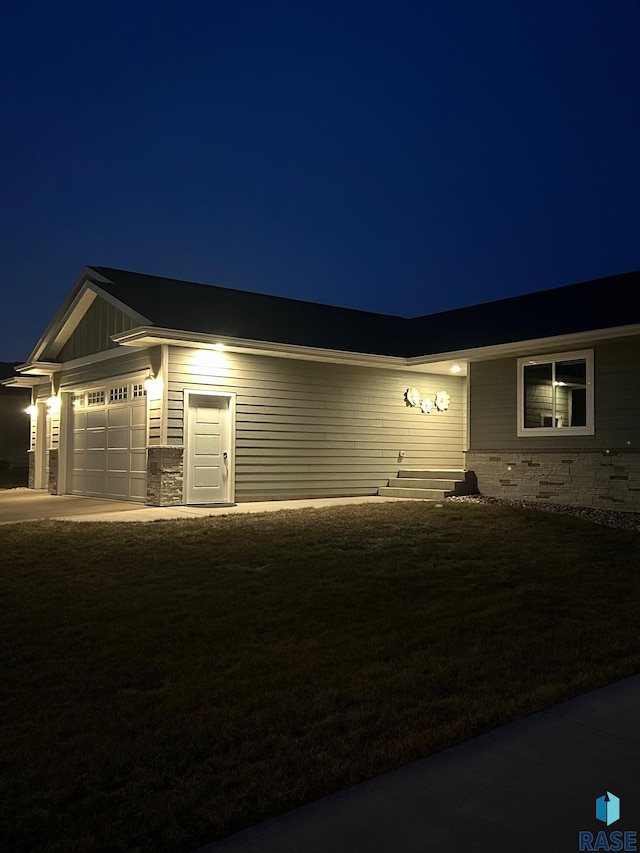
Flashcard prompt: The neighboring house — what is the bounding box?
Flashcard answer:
[0,362,30,471]
[3,266,640,509]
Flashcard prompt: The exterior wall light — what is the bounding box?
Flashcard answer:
[25,405,37,417]
[144,373,163,400]
[213,343,226,351]
[46,396,61,414]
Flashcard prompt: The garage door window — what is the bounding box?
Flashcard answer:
[88,390,105,406]
[109,386,128,402]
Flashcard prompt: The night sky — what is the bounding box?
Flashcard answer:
[2,1,639,362]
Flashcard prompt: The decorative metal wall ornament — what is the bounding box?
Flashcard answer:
[404,387,451,414]
[405,387,421,407]
[435,390,451,411]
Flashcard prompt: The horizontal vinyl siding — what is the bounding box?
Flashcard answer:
[35,382,52,402]
[169,347,465,499]
[58,349,156,389]
[469,338,640,450]
[469,358,516,449]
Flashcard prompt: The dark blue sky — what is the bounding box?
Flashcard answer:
[1,0,639,361]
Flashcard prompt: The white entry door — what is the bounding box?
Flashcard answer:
[185,393,233,504]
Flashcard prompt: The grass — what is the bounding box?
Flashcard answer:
[1,500,639,852]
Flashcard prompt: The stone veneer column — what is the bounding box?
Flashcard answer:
[48,449,58,495]
[27,451,36,489]
[146,447,184,506]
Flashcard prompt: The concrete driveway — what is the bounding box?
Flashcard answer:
[0,489,408,524]
[0,489,149,524]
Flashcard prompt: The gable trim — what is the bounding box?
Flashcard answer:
[29,268,153,363]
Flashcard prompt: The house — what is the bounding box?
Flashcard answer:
[4,266,640,509]
[0,362,30,473]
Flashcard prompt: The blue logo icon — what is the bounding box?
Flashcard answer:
[597,792,621,827]
[579,791,635,851]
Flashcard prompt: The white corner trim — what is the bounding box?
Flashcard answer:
[160,344,169,446]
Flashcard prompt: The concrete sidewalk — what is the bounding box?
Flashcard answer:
[0,490,410,524]
[54,495,409,522]
[194,676,640,853]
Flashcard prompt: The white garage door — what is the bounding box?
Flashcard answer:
[70,381,147,501]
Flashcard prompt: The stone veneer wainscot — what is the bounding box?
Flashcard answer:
[465,450,640,510]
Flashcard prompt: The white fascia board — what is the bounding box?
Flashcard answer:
[15,361,61,375]
[19,342,150,378]
[113,323,640,373]
[0,376,42,388]
[112,327,411,370]
[407,323,640,366]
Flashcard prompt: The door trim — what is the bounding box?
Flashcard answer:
[183,389,236,505]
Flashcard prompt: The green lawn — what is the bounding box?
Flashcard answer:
[1,501,639,852]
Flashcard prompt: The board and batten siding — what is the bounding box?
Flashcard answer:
[469,337,640,451]
[58,296,138,362]
[168,347,465,500]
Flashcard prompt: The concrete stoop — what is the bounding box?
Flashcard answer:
[378,469,477,501]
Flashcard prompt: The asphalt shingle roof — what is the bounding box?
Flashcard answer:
[90,266,640,358]
[91,267,408,357]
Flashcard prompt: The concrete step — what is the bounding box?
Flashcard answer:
[398,469,465,479]
[378,487,451,500]
[388,477,459,490]
[380,469,478,499]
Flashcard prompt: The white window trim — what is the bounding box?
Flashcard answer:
[517,349,594,437]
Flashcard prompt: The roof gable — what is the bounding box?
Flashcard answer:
[28,269,151,363]
[56,294,139,361]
